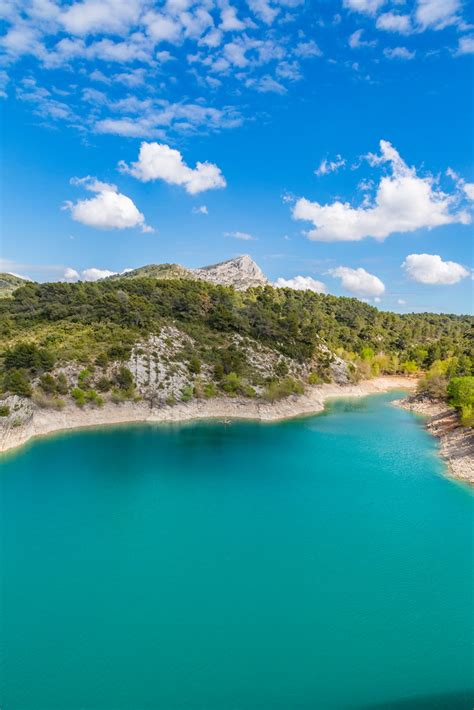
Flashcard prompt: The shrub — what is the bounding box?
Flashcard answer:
[355,359,372,380]
[3,369,32,397]
[221,372,241,395]
[374,353,397,375]
[107,345,131,361]
[72,387,86,407]
[95,352,109,368]
[401,360,419,375]
[417,374,448,400]
[308,372,322,385]
[96,376,112,392]
[447,376,474,426]
[264,377,305,402]
[203,382,218,398]
[0,404,10,416]
[3,342,55,373]
[274,359,289,377]
[181,385,193,402]
[55,373,69,395]
[72,387,103,407]
[242,384,256,398]
[116,366,134,391]
[192,378,205,398]
[85,389,104,407]
[213,363,224,380]
[33,391,65,410]
[39,373,57,394]
[77,368,93,390]
[218,345,246,376]
[188,356,201,374]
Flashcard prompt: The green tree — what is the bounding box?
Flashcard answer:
[4,369,32,397]
[417,375,448,400]
[4,342,54,373]
[401,360,419,375]
[447,377,474,425]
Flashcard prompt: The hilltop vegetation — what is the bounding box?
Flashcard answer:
[0,273,32,298]
[0,277,472,418]
[112,263,194,281]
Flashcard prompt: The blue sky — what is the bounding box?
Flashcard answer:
[1,0,473,314]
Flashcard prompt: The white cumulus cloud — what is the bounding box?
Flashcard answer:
[81,267,118,281]
[64,176,152,232]
[192,205,209,214]
[63,266,131,281]
[329,266,385,298]
[274,275,327,293]
[119,142,226,195]
[402,253,469,285]
[292,140,471,242]
[60,0,142,37]
[64,267,80,281]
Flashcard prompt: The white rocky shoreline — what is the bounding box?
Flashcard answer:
[394,394,474,486]
[3,376,472,485]
[1,375,414,456]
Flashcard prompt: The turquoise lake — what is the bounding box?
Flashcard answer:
[1,392,473,709]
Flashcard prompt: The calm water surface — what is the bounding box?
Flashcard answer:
[1,392,473,709]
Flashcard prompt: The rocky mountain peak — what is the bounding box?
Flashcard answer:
[192,255,268,290]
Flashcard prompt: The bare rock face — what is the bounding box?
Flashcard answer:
[109,255,268,291]
[192,255,268,290]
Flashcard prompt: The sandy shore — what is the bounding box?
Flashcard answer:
[395,396,474,485]
[0,375,414,455]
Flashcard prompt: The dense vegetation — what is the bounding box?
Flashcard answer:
[418,362,474,426]
[0,277,472,417]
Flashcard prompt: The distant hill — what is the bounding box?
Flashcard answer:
[0,273,32,298]
[114,263,194,281]
[1,267,472,417]
[111,255,268,291]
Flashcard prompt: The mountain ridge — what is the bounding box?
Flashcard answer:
[113,255,268,290]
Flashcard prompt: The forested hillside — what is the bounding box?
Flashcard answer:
[0,277,472,415]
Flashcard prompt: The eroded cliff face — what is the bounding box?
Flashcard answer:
[126,328,350,406]
[192,255,269,290]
